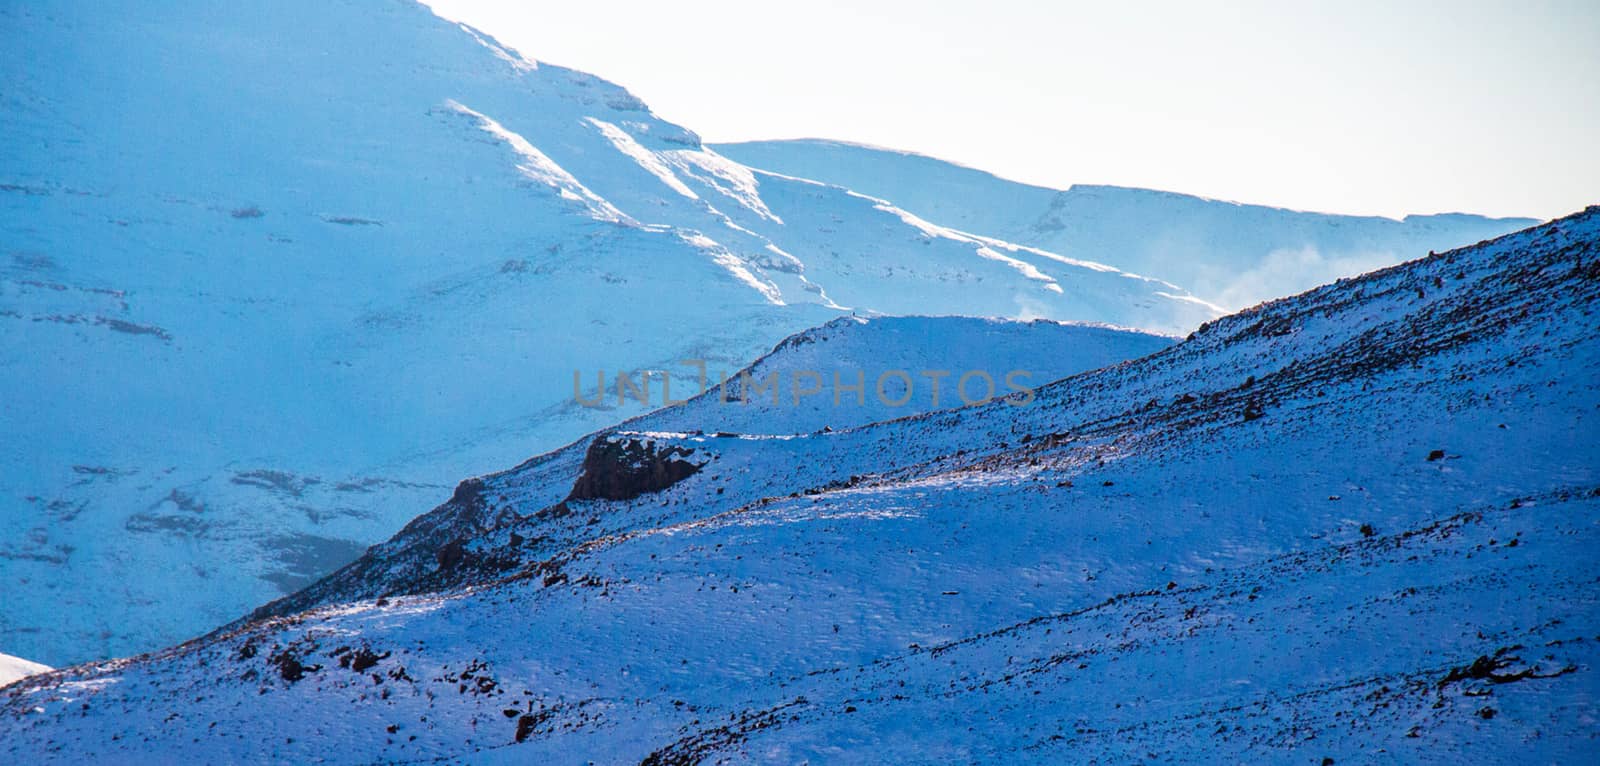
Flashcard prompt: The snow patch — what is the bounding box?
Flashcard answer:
[975,246,1060,289]
[0,652,52,686]
[664,149,783,223]
[454,22,536,73]
[585,117,698,201]
[446,100,628,223]
[676,232,786,305]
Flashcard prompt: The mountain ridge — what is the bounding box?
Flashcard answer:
[715,138,1539,310]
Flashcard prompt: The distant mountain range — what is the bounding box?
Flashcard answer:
[716,138,1538,310]
[0,0,1538,667]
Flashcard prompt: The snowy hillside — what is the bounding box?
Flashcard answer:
[0,654,49,688]
[0,0,1213,666]
[716,139,1537,309]
[4,210,1593,763]
[240,315,1175,620]
[598,315,1179,437]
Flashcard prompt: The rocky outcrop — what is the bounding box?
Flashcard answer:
[568,436,704,502]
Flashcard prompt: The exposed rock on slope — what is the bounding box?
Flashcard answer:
[567,436,705,502]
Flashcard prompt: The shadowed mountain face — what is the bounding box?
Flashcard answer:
[0,0,1214,665]
[4,207,1594,762]
[716,138,1537,310]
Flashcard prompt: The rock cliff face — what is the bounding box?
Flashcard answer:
[567,436,704,502]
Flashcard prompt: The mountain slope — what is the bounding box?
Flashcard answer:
[242,315,1176,620]
[0,654,49,688]
[715,139,1538,309]
[4,210,1594,763]
[0,0,1213,666]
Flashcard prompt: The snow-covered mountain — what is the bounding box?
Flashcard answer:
[715,139,1538,310]
[0,0,1214,667]
[0,0,1546,673]
[5,209,1593,763]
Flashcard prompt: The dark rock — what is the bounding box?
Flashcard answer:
[567,436,703,502]
[346,647,389,673]
[1242,399,1266,421]
[270,652,320,683]
[436,539,466,570]
[451,478,485,505]
[514,712,545,743]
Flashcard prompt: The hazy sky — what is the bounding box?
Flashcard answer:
[425,0,1597,220]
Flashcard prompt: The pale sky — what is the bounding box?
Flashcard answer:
[425,0,1598,220]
